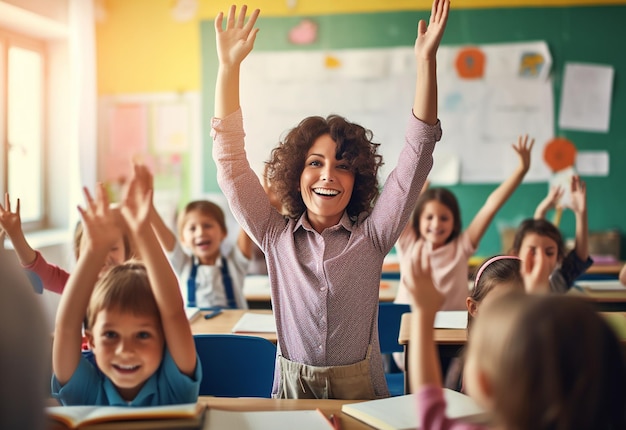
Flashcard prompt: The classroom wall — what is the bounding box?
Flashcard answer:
[95,0,626,258]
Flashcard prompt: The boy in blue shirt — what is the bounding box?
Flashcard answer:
[52,165,201,406]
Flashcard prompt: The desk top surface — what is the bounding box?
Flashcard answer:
[398,311,626,346]
[190,309,277,343]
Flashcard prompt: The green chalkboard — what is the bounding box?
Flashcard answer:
[201,5,626,258]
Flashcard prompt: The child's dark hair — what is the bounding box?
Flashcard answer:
[265,115,384,219]
[475,293,626,430]
[86,260,161,330]
[510,218,565,261]
[467,255,522,330]
[411,188,461,243]
[177,200,228,238]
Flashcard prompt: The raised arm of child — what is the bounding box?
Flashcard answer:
[53,184,122,385]
[466,135,533,248]
[214,5,260,120]
[567,175,589,263]
[120,164,196,376]
[620,264,626,286]
[0,193,37,265]
[402,240,445,392]
[534,185,564,220]
[520,244,551,294]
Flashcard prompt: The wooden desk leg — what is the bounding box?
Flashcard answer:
[403,345,409,394]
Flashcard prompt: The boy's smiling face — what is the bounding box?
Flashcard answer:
[180,210,226,265]
[86,308,164,401]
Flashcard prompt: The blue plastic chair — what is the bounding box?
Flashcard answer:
[193,334,277,397]
[378,303,411,396]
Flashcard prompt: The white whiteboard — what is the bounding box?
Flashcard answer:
[239,41,554,184]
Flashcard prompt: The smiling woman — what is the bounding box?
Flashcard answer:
[212,0,447,400]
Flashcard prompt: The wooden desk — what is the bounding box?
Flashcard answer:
[200,397,370,430]
[243,275,399,305]
[398,311,626,387]
[190,309,277,343]
[568,282,626,311]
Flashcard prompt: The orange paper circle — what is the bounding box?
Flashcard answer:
[455,47,486,79]
[543,137,577,172]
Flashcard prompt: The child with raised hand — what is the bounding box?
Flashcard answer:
[211,0,448,399]
[445,255,525,391]
[512,175,592,293]
[135,164,251,309]
[395,135,534,312]
[52,175,200,406]
[403,240,626,430]
[0,192,131,294]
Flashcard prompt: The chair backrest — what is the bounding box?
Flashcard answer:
[377,303,411,354]
[193,334,277,397]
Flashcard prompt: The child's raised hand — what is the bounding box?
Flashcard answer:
[414,0,449,61]
[512,134,534,174]
[520,246,551,294]
[214,5,260,68]
[120,164,153,233]
[567,175,587,215]
[401,239,444,313]
[77,184,122,255]
[0,193,22,236]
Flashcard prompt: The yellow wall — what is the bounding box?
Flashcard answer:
[96,0,626,94]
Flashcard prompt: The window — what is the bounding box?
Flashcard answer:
[0,32,46,230]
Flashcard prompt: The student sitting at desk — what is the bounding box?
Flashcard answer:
[511,175,592,293]
[403,239,626,430]
[52,174,201,406]
[135,165,251,309]
[394,135,533,312]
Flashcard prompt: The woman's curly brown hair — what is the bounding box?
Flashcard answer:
[265,115,384,219]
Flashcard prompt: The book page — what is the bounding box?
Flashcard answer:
[47,403,202,427]
[203,409,332,430]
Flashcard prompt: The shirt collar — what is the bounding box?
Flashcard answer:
[295,211,354,234]
[103,372,158,407]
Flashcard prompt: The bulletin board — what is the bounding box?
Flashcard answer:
[200,5,626,258]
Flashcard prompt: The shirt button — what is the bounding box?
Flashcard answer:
[318,345,323,350]
[320,287,327,292]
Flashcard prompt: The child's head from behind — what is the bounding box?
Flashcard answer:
[510,218,565,272]
[265,115,383,221]
[85,261,164,401]
[411,188,461,248]
[464,293,626,430]
[466,255,523,330]
[74,219,131,276]
[177,200,227,265]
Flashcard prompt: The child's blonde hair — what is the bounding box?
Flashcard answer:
[471,293,626,430]
[176,200,228,239]
[86,260,161,330]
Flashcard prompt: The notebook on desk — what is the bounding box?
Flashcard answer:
[341,389,487,430]
[231,312,277,333]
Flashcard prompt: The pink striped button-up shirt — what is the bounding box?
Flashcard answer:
[212,108,441,397]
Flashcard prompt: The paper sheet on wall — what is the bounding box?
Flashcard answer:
[239,41,554,184]
[558,62,614,133]
[576,150,609,176]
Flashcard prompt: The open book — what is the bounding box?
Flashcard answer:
[46,403,205,429]
[202,409,333,430]
[185,307,201,322]
[341,389,488,430]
